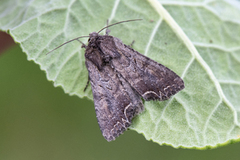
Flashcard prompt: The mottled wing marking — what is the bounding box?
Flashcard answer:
[98,35,184,101]
[85,50,143,141]
[84,31,184,141]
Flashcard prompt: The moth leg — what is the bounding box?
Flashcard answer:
[128,40,135,47]
[83,76,90,92]
[76,39,87,48]
[106,19,111,35]
[81,44,87,48]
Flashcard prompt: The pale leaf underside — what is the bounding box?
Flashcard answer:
[0,0,240,149]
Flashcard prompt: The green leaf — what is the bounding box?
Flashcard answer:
[1,0,240,149]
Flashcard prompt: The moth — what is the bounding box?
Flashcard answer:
[47,19,184,141]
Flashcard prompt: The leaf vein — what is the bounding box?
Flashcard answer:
[149,0,239,134]
[144,18,162,56]
[108,0,120,23]
[193,42,240,52]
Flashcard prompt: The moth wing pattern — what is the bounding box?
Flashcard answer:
[98,35,184,101]
[85,48,144,141]
[49,20,185,142]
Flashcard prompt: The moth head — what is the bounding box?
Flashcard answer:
[89,32,99,39]
[89,32,98,37]
[88,32,99,43]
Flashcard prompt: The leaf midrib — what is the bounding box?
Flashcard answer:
[148,0,239,138]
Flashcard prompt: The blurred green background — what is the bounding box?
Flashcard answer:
[1,44,240,160]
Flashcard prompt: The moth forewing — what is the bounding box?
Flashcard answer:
[83,30,184,141]
[48,19,184,141]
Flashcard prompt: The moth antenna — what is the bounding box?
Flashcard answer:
[97,19,142,34]
[46,36,89,55]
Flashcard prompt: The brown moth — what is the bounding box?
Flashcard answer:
[48,19,184,141]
